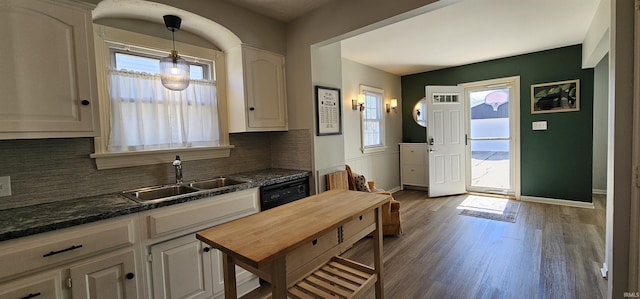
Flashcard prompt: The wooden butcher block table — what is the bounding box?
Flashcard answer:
[197,189,391,299]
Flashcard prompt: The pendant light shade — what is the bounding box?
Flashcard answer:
[160,15,190,91]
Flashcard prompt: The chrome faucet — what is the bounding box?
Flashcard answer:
[172,155,183,184]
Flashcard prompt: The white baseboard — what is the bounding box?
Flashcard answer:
[387,186,401,193]
[592,189,607,195]
[520,196,595,209]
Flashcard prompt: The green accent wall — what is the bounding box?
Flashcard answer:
[401,45,594,202]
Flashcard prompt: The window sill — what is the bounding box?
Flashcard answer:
[361,146,387,154]
[90,145,235,170]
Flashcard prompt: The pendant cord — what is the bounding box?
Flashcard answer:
[171,30,176,52]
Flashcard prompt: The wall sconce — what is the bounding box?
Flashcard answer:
[352,93,365,111]
[386,98,398,113]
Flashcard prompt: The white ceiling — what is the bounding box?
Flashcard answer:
[223,0,601,76]
[221,0,337,22]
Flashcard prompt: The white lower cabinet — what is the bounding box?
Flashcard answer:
[0,270,65,299]
[150,235,213,299]
[143,188,261,299]
[0,215,140,299]
[0,188,263,299]
[400,143,429,189]
[69,249,138,299]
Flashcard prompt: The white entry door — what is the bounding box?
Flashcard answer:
[426,85,466,197]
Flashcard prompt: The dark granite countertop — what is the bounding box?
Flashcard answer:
[0,168,310,242]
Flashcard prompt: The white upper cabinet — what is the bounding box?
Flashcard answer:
[227,45,287,132]
[0,0,99,139]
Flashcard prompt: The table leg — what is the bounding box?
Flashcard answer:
[373,206,385,299]
[222,252,238,299]
[270,257,288,299]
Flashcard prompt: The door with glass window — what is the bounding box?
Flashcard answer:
[426,85,466,197]
[463,77,519,196]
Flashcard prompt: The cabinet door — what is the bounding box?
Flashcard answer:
[69,249,138,299]
[0,270,65,299]
[0,0,97,138]
[243,47,287,129]
[150,234,213,299]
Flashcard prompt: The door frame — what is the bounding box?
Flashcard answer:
[459,76,521,199]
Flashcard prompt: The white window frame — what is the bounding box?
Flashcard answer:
[90,25,232,170]
[360,85,387,154]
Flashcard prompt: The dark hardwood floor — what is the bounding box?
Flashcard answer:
[243,190,607,298]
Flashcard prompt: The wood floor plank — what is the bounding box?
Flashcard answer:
[243,190,607,299]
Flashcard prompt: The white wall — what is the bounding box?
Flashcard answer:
[593,54,609,193]
[311,43,346,193]
[341,58,402,190]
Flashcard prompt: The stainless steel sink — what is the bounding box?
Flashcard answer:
[121,185,199,203]
[188,177,248,190]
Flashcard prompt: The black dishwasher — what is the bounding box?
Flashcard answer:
[259,177,309,211]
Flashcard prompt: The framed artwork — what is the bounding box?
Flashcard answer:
[531,79,580,114]
[315,86,342,136]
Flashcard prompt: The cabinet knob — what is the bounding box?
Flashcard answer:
[126,272,135,280]
[249,107,255,111]
[203,247,210,253]
[81,99,90,106]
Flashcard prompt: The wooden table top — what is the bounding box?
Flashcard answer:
[196,189,391,268]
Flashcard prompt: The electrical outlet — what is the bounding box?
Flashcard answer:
[0,176,12,197]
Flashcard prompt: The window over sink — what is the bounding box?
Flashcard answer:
[91,25,233,169]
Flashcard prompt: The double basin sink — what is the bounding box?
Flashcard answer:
[121,177,250,204]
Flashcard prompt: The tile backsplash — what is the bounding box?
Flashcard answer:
[0,129,311,209]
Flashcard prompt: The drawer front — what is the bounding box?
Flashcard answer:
[342,210,375,242]
[402,164,427,186]
[286,229,339,274]
[0,217,134,282]
[0,270,64,299]
[401,146,426,165]
[147,188,259,239]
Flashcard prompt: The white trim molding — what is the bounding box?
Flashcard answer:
[593,189,608,195]
[520,196,595,209]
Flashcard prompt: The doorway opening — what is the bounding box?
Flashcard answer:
[461,77,520,198]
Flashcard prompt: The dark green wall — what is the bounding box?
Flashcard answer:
[401,45,594,202]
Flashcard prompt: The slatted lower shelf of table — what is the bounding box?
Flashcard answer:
[268,256,377,299]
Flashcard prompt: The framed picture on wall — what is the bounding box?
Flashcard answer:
[531,79,580,114]
[315,85,342,136]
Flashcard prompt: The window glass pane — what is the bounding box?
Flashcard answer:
[115,52,160,74]
[114,52,208,80]
[362,89,384,148]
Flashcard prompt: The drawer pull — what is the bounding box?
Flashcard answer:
[20,293,41,299]
[43,244,83,257]
[359,215,364,221]
[312,239,318,246]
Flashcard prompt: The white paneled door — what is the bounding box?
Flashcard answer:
[426,86,466,197]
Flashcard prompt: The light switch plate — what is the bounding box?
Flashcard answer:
[0,176,11,197]
[532,121,547,131]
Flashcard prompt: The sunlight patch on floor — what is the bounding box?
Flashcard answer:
[456,195,509,215]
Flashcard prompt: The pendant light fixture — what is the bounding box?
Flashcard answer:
[160,15,190,91]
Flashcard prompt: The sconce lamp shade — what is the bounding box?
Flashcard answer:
[357,93,365,105]
[160,51,190,91]
[390,98,398,108]
[160,15,190,91]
